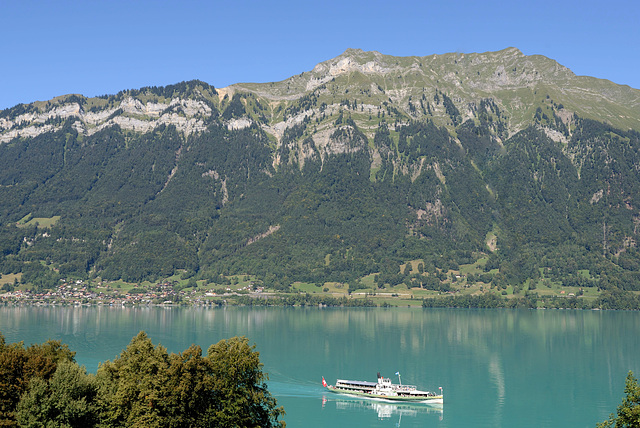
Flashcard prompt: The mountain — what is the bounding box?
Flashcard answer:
[1,48,640,297]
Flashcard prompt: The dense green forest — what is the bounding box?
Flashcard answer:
[0,332,284,427]
[1,72,640,303]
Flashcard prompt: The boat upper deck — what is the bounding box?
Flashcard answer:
[335,379,377,388]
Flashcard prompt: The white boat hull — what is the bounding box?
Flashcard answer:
[327,385,443,404]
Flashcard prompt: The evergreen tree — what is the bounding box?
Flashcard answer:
[598,371,640,428]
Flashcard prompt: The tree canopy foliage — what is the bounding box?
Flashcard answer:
[598,371,640,428]
[0,332,285,427]
[0,334,76,426]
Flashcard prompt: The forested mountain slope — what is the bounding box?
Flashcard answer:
[1,48,640,294]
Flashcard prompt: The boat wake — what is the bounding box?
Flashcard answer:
[268,378,327,398]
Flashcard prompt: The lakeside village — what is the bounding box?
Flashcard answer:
[0,278,267,307]
[0,278,416,307]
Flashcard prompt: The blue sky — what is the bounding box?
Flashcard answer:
[1,0,638,110]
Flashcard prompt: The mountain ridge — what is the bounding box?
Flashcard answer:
[2,48,640,302]
[1,48,639,146]
[230,47,640,133]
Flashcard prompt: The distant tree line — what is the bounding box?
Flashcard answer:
[235,294,376,307]
[421,288,640,310]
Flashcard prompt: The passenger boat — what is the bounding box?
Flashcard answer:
[322,373,443,404]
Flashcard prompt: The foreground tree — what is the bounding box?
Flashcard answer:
[0,333,75,426]
[0,332,284,427]
[95,332,171,427]
[95,332,285,427]
[162,344,218,427]
[16,360,98,427]
[598,371,640,428]
[207,336,285,427]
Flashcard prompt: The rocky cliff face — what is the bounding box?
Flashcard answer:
[2,48,638,149]
[0,95,212,143]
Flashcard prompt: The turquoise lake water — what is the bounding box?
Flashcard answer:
[0,306,638,427]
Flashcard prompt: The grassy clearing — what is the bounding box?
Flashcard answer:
[16,214,61,229]
[104,281,138,292]
[461,257,489,275]
[326,283,349,295]
[0,273,21,285]
[292,282,322,293]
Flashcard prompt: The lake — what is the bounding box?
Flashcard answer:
[0,306,637,427]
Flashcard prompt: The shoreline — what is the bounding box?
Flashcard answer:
[1,290,637,310]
